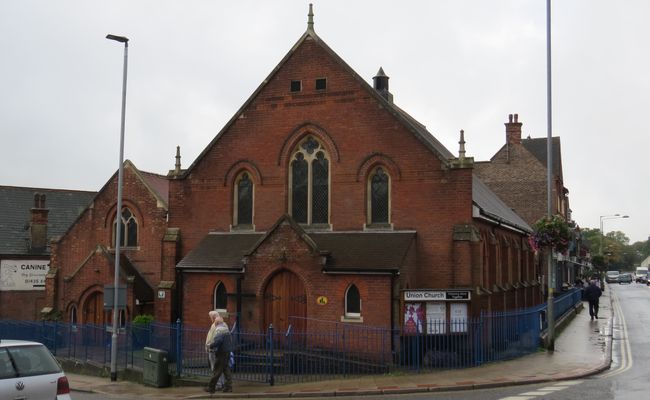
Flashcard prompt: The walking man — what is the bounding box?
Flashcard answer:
[584,279,602,321]
[205,313,233,393]
[205,311,219,371]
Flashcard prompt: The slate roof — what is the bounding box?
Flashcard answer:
[522,136,563,181]
[177,230,415,273]
[0,186,96,255]
[472,175,532,233]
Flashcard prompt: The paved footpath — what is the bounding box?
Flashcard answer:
[68,293,613,398]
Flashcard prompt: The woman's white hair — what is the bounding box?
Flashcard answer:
[208,310,219,319]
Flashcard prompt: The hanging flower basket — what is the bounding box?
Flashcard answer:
[529,214,571,253]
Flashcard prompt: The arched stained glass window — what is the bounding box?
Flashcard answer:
[345,284,361,318]
[290,136,329,225]
[113,207,138,247]
[213,282,227,311]
[370,167,389,224]
[235,172,253,226]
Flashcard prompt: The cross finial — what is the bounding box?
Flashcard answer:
[307,3,314,31]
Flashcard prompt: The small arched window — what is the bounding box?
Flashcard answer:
[234,172,253,227]
[368,167,390,225]
[345,284,361,318]
[70,305,77,326]
[213,282,228,312]
[290,136,330,225]
[113,207,138,247]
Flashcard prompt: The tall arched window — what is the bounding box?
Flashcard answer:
[345,284,361,318]
[290,136,329,225]
[213,282,227,312]
[368,167,390,225]
[234,172,253,227]
[113,207,138,247]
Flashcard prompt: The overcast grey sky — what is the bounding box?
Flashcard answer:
[1,0,647,244]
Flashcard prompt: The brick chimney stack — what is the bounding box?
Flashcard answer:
[505,113,522,145]
[30,193,49,251]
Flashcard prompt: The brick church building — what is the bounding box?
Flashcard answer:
[43,8,543,334]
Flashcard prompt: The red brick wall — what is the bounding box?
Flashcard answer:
[0,291,46,320]
[49,164,170,323]
[167,34,542,330]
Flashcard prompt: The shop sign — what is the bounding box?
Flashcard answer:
[0,259,49,291]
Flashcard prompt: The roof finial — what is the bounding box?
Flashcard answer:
[175,145,182,174]
[307,3,314,31]
[458,130,466,160]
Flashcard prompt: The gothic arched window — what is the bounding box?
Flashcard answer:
[368,167,390,225]
[113,207,138,247]
[213,282,227,312]
[290,136,329,225]
[234,172,253,227]
[345,284,361,318]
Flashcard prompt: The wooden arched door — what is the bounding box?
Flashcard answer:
[82,291,108,346]
[263,270,307,334]
[83,291,107,326]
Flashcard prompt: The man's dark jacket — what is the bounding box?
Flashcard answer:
[584,284,602,301]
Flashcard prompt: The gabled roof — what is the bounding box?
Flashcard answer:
[0,186,96,255]
[178,9,454,178]
[472,175,532,233]
[522,136,563,181]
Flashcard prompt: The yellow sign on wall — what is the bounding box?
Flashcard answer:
[316,296,328,305]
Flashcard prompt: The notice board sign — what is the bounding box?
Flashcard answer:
[0,259,49,291]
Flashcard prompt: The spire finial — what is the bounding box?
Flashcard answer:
[458,130,466,160]
[175,145,181,174]
[307,3,314,31]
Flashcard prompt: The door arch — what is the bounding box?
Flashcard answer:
[83,291,108,326]
[263,270,307,334]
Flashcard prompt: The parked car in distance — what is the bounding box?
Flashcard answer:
[618,273,633,284]
[0,340,71,400]
[635,267,649,283]
[605,270,620,283]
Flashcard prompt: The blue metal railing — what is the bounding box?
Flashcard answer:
[0,290,581,385]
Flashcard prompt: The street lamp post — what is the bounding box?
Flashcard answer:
[106,33,129,382]
[599,214,629,255]
[545,0,555,351]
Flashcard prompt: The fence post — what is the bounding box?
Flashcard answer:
[175,318,183,376]
[268,324,274,386]
[53,321,58,355]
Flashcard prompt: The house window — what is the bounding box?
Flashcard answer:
[368,167,390,224]
[290,136,330,225]
[234,172,253,227]
[213,282,227,312]
[315,78,327,90]
[290,80,302,92]
[113,207,138,247]
[345,284,361,318]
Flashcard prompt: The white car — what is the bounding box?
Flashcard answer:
[0,340,71,399]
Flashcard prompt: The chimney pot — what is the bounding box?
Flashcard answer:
[505,113,523,146]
